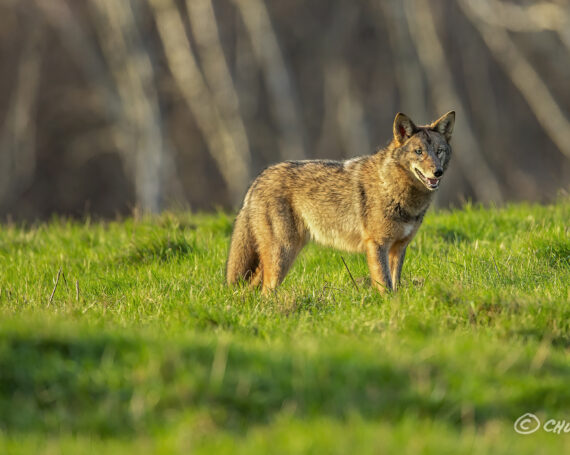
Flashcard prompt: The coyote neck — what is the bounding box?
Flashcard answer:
[372,153,433,219]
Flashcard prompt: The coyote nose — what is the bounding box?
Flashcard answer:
[434,169,443,177]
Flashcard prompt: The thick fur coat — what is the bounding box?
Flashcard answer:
[227,111,455,294]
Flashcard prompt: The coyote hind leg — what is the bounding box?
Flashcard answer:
[260,244,302,295]
[249,265,263,288]
[251,197,306,295]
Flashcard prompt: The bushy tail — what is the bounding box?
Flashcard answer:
[226,210,259,285]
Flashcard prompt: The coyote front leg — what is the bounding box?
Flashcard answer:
[366,240,393,293]
[389,241,408,291]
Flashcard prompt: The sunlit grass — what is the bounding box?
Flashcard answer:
[0,198,568,453]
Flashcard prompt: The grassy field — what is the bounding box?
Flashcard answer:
[0,198,569,454]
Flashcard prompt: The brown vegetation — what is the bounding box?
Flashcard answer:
[0,0,568,220]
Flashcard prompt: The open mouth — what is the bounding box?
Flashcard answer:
[414,168,440,190]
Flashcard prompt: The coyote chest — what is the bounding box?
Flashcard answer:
[401,222,414,238]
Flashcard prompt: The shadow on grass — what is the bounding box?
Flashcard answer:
[120,235,196,264]
[509,328,570,350]
[1,330,569,439]
[535,240,570,269]
[435,227,470,244]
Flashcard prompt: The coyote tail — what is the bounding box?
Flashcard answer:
[226,210,259,285]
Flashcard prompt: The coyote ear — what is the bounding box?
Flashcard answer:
[431,111,455,142]
[393,113,418,144]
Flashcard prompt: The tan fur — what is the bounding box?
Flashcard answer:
[226,111,455,295]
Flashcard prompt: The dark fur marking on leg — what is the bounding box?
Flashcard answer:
[278,245,289,274]
[275,196,300,232]
[375,245,393,290]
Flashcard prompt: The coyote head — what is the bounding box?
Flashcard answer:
[392,111,455,191]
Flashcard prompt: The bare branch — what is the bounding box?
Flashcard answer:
[33,0,120,117]
[233,0,307,160]
[186,0,251,175]
[405,0,504,202]
[149,0,250,206]
[460,0,570,160]
[90,0,174,213]
[0,19,42,207]
[38,0,185,212]
[465,0,568,34]
[315,4,368,159]
[464,0,570,60]
[378,0,428,121]
[325,61,371,158]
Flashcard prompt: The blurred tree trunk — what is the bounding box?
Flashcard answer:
[379,0,428,122]
[91,0,168,213]
[405,0,504,202]
[0,19,42,211]
[187,0,251,179]
[460,0,570,161]
[233,0,307,161]
[149,0,251,207]
[2,0,569,219]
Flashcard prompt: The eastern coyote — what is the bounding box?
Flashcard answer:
[227,111,455,294]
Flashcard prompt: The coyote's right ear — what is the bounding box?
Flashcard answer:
[393,113,418,145]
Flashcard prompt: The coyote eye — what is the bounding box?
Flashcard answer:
[415,148,423,155]
[437,147,445,157]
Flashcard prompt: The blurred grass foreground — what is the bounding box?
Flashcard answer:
[0,198,569,453]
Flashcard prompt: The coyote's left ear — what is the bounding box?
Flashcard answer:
[430,111,455,142]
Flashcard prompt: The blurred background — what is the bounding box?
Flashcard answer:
[0,0,569,220]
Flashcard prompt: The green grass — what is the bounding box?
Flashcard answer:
[0,198,569,454]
